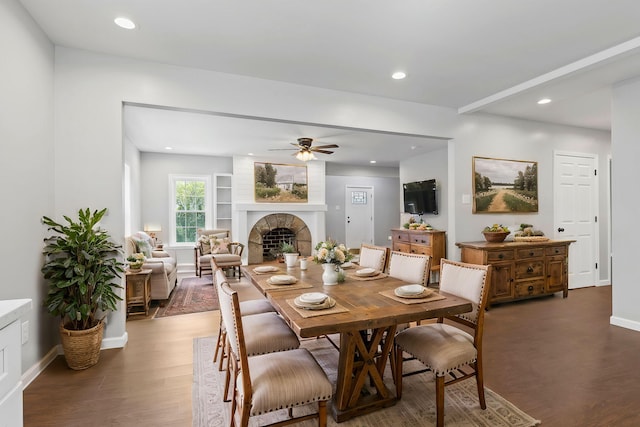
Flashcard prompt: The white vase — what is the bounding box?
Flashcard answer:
[284,253,299,268]
[322,263,339,286]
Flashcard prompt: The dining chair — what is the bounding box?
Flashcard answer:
[212,266,276,368]
[387,251,431,287]
[392,258,492,427]
[218,281,333,427]
[359,243,390,272]
[214,268,299,402]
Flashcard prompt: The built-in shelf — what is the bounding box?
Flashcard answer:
[214,174,233,230]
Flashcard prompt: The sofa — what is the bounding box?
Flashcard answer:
[194,229,243,277]
[125,232,177,300]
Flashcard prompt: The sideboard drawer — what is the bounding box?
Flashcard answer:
[546,246,567,256]
[410,235,432,245]
[516,247,545,259]
[487,250,514,262]
[394,242,411,253]
[515,260,544,279]
[393,232,409,243]
[514,280,545,298]
[410,244,432,256]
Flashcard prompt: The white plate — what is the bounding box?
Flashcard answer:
[298,292,327,304]
[270,274,297,284]
[355,267,377,277]
[341,262,354,269]
[254,265,278,273]
[396,284,424,296]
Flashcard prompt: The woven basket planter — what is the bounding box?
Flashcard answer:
[59,320,104,370]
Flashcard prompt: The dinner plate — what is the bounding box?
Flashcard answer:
[395,284,425,296]
[341,262,354,269]
[298,292,327,304]
[254,265,279,273]
[355,267,378,277]
[394,287,434,299]
[267,274,297,285]
[294,295,336,310]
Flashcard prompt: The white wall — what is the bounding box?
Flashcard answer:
[1,0,55,377]
[611,77,640,331]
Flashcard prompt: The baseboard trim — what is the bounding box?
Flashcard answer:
[22,346,59,389]
[597,279,611,287]
[610,316,640,332]
[102,331,128,349]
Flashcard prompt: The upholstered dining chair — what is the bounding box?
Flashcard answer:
[218,281,333,427]
[214,268,299,402]
[387,251,431,287]
[358,243,390,272]
[392,258,492,427]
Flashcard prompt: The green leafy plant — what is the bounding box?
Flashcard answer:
[280,241,297,253]
[41,208,124,330]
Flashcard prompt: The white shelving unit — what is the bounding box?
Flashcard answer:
[214,173,232,231]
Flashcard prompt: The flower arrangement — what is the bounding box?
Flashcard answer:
[313,239,353,266]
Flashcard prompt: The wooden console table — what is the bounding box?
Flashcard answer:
[391,228,445,272]
[126,269,152,317]
[456,239,574,306]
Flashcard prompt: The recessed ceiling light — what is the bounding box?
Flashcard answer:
[537,98,552,105]
[370,160,377,164]
[114,17,136,30]
[248,152,254,156]
[391,71,406,80]
[164,146,173,150]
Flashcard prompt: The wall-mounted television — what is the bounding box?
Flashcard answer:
[403,179,438,215]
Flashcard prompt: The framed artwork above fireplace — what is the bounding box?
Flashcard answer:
[254,162,308,203]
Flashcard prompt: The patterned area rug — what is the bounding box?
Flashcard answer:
[155,276,217,317]
[192,335,541,427]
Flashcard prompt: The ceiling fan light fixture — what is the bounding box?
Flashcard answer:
[392,71,407,80]
[537,98,552,105]
[296,150,316,162]
[114,17,136,30]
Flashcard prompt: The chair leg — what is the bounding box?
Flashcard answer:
[213,322,224,363]
[475,359,487,409]
[318,400,327,427]
[218,333,228,371]
[435,375,445,427]
[394,345,403,398]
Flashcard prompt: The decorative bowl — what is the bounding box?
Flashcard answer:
[482,231,510,243]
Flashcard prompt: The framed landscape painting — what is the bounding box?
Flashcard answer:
[254,162,308,203]
[473,156,538,213]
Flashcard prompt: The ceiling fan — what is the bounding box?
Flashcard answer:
[269,137,339,161]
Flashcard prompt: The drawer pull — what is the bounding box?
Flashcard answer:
[529,252,534,256]
[527,266,534,273]
[555,249,559,253]
[498,254,504,259]
[528,285,534,292]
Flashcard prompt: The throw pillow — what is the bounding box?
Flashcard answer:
[199,235,212,255]
[136,239,153,258]
[210,237,230,254]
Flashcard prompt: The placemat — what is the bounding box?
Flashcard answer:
[262,281,314,292]
[252,268,284,275]
[347,272,389,281]
[286,299,349,318]
[379,288,446,304]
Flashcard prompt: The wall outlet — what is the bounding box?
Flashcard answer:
[21,320,29,344]
[388,235,392,240]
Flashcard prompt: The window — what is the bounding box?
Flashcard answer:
[170,175,211,245]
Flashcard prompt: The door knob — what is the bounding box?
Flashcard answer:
[557,227,565,232]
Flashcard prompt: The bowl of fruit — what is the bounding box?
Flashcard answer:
[482,224,510,243]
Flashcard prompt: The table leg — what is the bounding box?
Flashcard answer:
[331,325,397,422]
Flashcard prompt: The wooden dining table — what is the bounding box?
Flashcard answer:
[243,261,473,423]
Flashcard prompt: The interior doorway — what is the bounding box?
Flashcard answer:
[345,185,374,249]
[553,151,599,289]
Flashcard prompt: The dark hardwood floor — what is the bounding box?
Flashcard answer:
[23,283,640,426]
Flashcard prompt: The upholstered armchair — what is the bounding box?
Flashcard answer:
[194,229,243,277]
[125,232,177,300]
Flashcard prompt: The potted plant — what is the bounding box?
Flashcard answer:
[280,241,299,268]
[41,208,125,370]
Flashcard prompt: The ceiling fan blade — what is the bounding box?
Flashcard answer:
[311,149,334,154]
[290,142,301,147]
[312,144,339,149]
[268,148,298,151]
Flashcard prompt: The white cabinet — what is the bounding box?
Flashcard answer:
[214,173,233,230]
[0,299,32,427]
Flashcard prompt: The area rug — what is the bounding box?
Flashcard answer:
[192,335,541,427]
[155,275,217,317]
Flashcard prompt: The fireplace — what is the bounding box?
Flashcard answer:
[247,213,312,264]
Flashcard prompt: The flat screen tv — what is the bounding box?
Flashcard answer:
[403,179,438,215]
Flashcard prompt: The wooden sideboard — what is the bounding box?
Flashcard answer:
[391,228,446,272]
[456,239,574,306]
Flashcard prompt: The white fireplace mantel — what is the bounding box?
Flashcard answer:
[235,203,328,212]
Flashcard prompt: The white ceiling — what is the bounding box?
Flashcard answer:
[19,0,640,165]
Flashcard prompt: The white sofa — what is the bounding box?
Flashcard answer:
[125,232,177,300]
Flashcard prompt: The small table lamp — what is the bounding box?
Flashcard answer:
[144,225,162,247]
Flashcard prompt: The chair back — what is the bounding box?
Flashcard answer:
[214,266,226,287]
[359,244,389,272]
[388,251,431,286]
[438,259,491,339]
[230,242,245,256]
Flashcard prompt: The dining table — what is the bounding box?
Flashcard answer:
[242,260,473,423]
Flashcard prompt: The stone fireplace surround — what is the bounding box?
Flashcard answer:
[234,203,327,266]
[247,214,312,264]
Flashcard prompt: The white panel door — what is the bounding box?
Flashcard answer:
[345,186,374,249]
[554,152,598,289]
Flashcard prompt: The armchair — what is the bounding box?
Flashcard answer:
[125,232,177,300]
[194,229,243,278]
